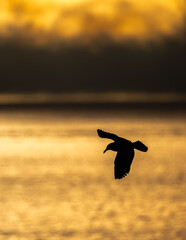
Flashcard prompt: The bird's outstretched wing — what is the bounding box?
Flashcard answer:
[97,129,120,141]
[114,150,134,179]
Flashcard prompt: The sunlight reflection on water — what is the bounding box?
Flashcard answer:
[0,110,185,240]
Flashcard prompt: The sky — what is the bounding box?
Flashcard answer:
[0,0,185,93]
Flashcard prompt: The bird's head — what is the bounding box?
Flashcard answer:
[103,142,118,153]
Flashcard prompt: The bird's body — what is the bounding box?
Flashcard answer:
[97,129,148,179]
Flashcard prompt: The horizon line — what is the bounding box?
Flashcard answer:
[0,92,185,105]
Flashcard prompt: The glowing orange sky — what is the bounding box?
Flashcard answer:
[0,0,185,46]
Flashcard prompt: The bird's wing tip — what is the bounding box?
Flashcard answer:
[97,129,105,138]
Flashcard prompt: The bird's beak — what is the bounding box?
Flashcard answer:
[103,149,107,153]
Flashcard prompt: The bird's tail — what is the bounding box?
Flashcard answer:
[133,141,148,152]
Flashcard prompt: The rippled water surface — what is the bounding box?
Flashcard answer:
[0,109,185,240]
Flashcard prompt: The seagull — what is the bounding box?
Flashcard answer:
[97,129,148,179]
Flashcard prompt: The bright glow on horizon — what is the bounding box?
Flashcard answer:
[0,0,185,47]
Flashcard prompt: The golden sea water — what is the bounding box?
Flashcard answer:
[0,109,185,240]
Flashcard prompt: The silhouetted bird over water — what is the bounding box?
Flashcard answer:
[97,129,148,179]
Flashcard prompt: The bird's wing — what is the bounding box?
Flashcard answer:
[97,129,120,141]
[114,150,134,179]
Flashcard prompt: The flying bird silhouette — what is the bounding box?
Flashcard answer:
[97,129,148,179]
